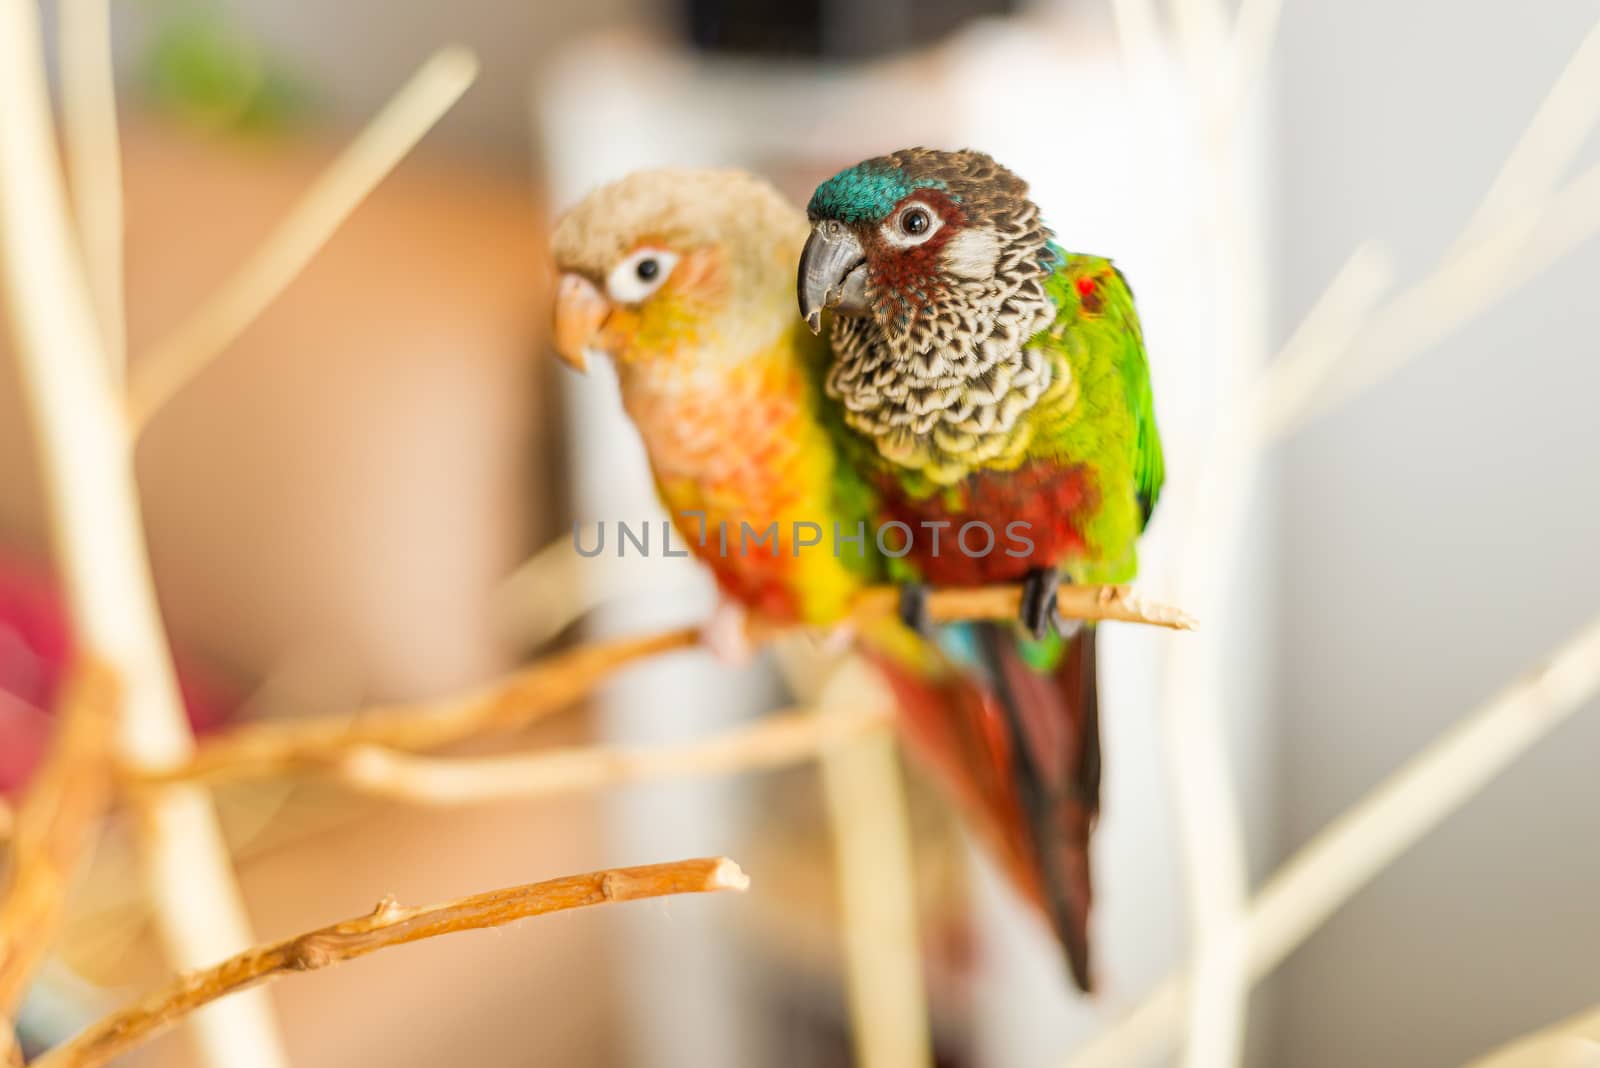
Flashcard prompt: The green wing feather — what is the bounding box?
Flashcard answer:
[1045,252,1165,530]
[1104,265,1164,527]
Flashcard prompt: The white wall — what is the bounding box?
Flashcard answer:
[1269,3,1600,1065]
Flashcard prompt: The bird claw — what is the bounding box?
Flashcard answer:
[700,599,753,665]
[898,583,933,637]
[1020,567,1063,640]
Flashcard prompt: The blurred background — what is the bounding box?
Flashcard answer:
[2,1,1599,1066]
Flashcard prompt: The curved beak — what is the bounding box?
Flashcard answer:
[797,221,868,335]
[552,273,611,372]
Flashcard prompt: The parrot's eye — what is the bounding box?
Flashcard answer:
[883,203,943,247]
[606,247,679,305]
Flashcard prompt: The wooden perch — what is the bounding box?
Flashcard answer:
[0,660,119,1016]
[134,581,1191,790]
[336,703,891,804]
[30,857,749,1068]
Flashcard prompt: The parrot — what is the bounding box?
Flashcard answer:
[796,147,1166,991]
[549,166,1127,991]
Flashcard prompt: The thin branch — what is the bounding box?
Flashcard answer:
[815,659,931,1068]
[141,627,702,787]
[0,2,288,1063]
[125,46,479,431]
[0,659,119,1015]
[1064,610,1600,1067]
[850,581,1195,631]
[57,0,125,381]
[493,532,595,649]
[1171,0,1228,85]
[1108,0,1165,89]
[1253,242,1396,439]
[1453,17,1600,252]
[32,857,750,1068]
[135,583,1193,789]
[1466,1003,1600,1067]
[1164,27,1272,1068]
[1220,0,1285,125]
[493,531,698,650]
[1304,156,1600,426]
[335,703,891,804]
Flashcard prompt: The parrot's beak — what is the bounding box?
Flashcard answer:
[798,221,869,335]
[552,272,611,373]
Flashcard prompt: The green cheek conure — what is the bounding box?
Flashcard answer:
[549,157,1159,993]
[799,148,1167,992]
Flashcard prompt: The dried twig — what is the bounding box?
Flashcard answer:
[32,858,750,1068]
[143,627,702,787]
[137,582,1191,789]
[0,2,288,1062]
[1064,610,1600,1067]
[57,0,124,380]
[125,46,479,430]
[0,660,118,1015]
[336,703,891,803]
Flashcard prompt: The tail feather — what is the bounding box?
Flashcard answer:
[864,620,1102,992]
[974,622,1099,992]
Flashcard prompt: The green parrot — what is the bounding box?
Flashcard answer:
[798,147,1167,991]
[550,164,1138,991]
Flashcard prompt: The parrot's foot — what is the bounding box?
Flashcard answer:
[898,583,933,637]
[1020,567,1063,641]
[700,599,753,665]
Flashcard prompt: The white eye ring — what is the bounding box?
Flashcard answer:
[606,248,679,305]
[881,203,943,248]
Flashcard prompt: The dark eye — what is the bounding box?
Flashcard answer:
[900,208,931,236]
[635,258,660,281]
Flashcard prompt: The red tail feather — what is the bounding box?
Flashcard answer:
[866,623,1101,992]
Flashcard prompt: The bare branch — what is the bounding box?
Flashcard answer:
[1304,158,1600,425]
[0,660,119,1015]
[336,703,891,804]
[143,627,703,787]
[1454,18,1600,251]
[125,47,479,430]
[57,0,125,381]
[32,858,750,1068]
[136,582,1191,789]
[814,660,930,1068]
[1065,611,1600,1067]
[0,1,288,1061]
[1465,1003,1600,1067]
